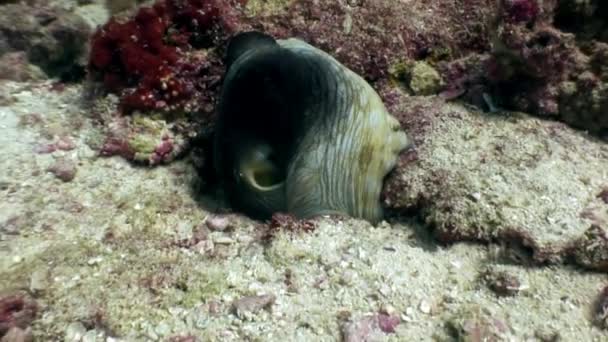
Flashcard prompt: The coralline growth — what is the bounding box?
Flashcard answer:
[89,0,247,113]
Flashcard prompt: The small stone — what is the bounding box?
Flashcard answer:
[595,286,608,329]
[419,300,431,314]
[469,192,482,202]
[56,137,76,151]
[409,61,443,96]
[380,304,396,316]
[82,330,103,342]
[29,269,48,293]
[1,327,33,342]
[205,215,232,231]
[232,294,276,319]
[0,52,45,82]
[377,313,400,333]
[483,269,524,296]
[212,235,234,245]
[47,159,77,182]
[193,240,214,255]
[155,322,171,336]
[342,13,353,34]
[342,312,400,342]
[535,327,561,342]
[64,322,87,342]
[87,256,103,266]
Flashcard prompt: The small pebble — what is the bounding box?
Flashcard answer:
[29,269,48,292]
[419,300,431,314]
[232,294,276,319]
[47,159,77,182]
[64,322,87,342]
[87,256,103,265]
[1,327,33,342]
[205,215,232,231]
[194,240,214,255]
[82,330,103,342]
[212,235,234,245]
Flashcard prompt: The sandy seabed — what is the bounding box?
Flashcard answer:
[0,80,606,341]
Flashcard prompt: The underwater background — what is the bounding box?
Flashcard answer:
[0,0,607,340]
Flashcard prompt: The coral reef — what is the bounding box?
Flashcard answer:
[87,0,502,165]
[381,96,608,268]
[255,0,498,83]
[439,0,608,135]
[0,3,91,81]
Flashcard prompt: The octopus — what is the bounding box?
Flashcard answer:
[213,31,410,224]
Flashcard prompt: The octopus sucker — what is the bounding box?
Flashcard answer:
[213,31,410,223]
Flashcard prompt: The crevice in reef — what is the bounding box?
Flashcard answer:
[553,0,608,43]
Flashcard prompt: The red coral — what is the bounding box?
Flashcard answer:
[89,0,247,113]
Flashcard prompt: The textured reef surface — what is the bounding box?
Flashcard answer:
[0,0,607,341]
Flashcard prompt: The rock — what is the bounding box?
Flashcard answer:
[0,294,37,337]
[409,61,443,95]
[383,97,608,265]
[571,225,608,272]
[596,286,608,329]
[341,312,400,342]
[82,330,104,342]
[205,215,232,232]
[447,308,510,341]
[0,4,91,80]
[29,269,49,293]
[47,159,77,182]
[64,322,87,342]
[0,52,45,82]
[0,327,33,342]
[482,268,524,296]
[231,294,276,319]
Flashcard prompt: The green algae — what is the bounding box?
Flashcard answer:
[388,60,444,95]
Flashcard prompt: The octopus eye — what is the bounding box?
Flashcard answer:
[249,160,284,190]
